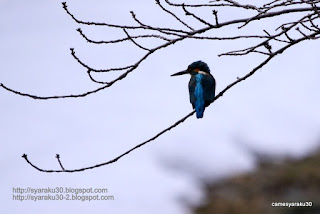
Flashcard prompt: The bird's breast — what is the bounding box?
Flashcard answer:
[194,74,205,103]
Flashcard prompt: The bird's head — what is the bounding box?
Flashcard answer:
[171,61,210,77]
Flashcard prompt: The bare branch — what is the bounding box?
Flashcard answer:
[299,20,316,31]
[191,35,272,40]
[212,10,219,26]
[156,0,194,31]
[264,41,273,54]
[309,16,320,30]
[3,4,320,99]
[182,4,214,27]
[284,30,294,42]
[123,29,151,51]
[21,30,319,172]
[61,2,190,34]
[130,10,146,27]
[55,154,65,171]
[0,82,110,100]
[6,0,318,173]
[70,48,131,73]
[129,11,187,36]
[219,13,316,56]
[263,0,283,8]
[263,0,320,11]
[238,10,267,29]
[164,0,232,8]
[216,31,319,99]
[212,0,260,11]
[296,26,309,37]
[165,0,260,11]
[77,28,171,44]
[87,70,110,84]
[22,111,195,173]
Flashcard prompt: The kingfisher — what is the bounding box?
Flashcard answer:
[171,61,216,119]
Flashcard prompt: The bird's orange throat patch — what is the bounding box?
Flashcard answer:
[194,68,208,75]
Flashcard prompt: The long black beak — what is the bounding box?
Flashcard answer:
[171,70,189,76]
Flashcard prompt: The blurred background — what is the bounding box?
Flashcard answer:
[1,0,319,213]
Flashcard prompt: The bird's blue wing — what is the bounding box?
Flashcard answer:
[202,74,216,107]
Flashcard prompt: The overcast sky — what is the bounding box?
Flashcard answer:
[1,0,320,213]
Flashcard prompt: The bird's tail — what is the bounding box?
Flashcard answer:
[195,104,205,119]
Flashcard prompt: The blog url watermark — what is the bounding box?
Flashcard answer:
[271,201,313,208]
[13,187,108,195]
[12,187,115,202]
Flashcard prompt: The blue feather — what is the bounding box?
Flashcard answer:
[194,74,205,118]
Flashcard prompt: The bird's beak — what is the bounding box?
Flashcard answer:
[171,70,189,76]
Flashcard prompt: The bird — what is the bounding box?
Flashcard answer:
[171,61,216,119]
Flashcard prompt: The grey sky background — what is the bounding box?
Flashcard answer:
[1,0,320,213]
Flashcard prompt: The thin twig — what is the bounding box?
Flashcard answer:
[309,16,320,30]
[219,13,315,56]
[130,11,146,27]
[87,70,110,84]
[129,11,186,36]
[56,154,65,171]
[70,48,135,73]
[299,21,315,32]
[165,0,260,11]
[156,0,194,30]
[77,28,171,44]
[0,82,110,100]
[182,4,214,27]
[123,29,151,51]
[62,2,190,35]
[212,10,219,26]
[70,48,130,73]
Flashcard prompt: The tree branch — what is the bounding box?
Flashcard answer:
[1,0,319,172]
[21,30,319,172]
[156,0,194,30]
[2,3,319,99]
[55,154,66,171]
[182,4,214,27]
[123,29,151,51]
[77,27,171,44]
[61,2,190,34]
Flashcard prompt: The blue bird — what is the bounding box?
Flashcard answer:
[171,61,216,119]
